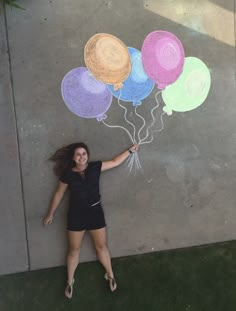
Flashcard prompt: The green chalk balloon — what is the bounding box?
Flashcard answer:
[162,57,211,115]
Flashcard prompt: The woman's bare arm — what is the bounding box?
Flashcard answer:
[43,181,68,225]
[101,144,139,172]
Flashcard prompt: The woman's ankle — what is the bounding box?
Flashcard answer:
[67,277,74,284]
[105,272,114,279]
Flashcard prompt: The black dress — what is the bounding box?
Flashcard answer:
[60,161,106,231]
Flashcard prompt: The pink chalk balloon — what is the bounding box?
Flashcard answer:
[141,31,185,89]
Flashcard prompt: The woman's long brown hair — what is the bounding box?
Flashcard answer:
[49,142,90,176]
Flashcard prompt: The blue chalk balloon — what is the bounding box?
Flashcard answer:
[107,47,154,106]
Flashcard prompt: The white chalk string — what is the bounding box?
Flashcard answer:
[101,120,134,144]
[134,156,138,176]
[126,152,143,174]
[117,91,137,144]
[126,153,133,168]
[127,153,135,174]
[139,90,162,143]
[134,153,141,174]
[135,152,143,171]
[126,153,132,169]
[134,106,146,143]
[140,112,166,145]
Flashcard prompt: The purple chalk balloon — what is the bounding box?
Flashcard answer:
[61,67,112,121]
[141,31,185,89]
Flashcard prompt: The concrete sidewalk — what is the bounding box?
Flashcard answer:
[1,0,236,275]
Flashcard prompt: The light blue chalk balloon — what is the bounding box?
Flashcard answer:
[107,47,155,106]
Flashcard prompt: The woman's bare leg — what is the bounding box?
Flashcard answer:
[89,227,117,291]
[66,230,85,285]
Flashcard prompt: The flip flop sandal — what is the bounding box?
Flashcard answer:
[104,273,117,292]
[65,278,75,299]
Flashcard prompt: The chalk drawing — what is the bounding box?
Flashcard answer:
[61,67,112,121]
[61,31,211,173]
[84,33,131,91]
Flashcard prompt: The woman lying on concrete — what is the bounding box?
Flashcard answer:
[43,142,139,298]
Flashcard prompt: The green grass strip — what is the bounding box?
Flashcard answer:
[1,241,236,311]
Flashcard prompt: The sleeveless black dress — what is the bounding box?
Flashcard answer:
[60,161,106,231]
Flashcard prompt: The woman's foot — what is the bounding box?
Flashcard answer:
[65,278,74,299]
[104,273,117,292]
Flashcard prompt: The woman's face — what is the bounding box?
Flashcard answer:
[73,148,88,166]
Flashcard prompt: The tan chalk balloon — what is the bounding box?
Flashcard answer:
[84,33,131,91]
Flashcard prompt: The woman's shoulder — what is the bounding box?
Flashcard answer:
[89,161,102,170]
[60,168,72,183]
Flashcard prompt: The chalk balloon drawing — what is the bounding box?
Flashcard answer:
[141,31,185,90]
[61,32,211,173]
[162,57,211,115]
[61,67,112,121]
[84,33,131,91]
[107,47,155,106]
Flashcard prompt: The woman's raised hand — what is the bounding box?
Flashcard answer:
[128,144,139,153]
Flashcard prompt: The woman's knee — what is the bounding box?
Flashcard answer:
[95,242,107,253]
[68,247,80,257]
